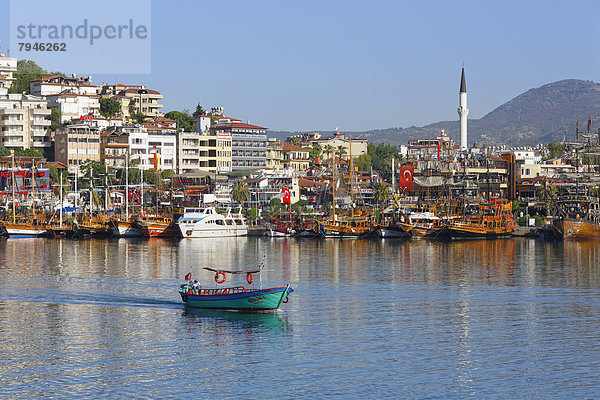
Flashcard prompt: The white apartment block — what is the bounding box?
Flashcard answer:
[128,124,177,171]
[0,94,51,152]
[46,92,100,123]
[30,74,100,123]
[178,131,200,173]
[0,50,17,96]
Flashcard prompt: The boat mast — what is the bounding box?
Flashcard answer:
[10,150,15,224]
[332,148,336,221]
[31,160,35,217]
[125,152,129,220]
[59,172,63,228]
[89,166,93,218]
[350,136,354,217]
[105,164,109,213]
[74,166,78,210]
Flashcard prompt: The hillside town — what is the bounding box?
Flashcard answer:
[1,50,600,239]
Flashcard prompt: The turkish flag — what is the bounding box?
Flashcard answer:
[185,273,191,281]
[282,187,291,205]
[399,166,414,190]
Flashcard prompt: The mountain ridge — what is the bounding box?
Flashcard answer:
[268,79,600,146]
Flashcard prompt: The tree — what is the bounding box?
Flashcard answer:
[546,140,565,160]
[8,60,63,95]
[49,166,69,196]
[354,153,372,172]
[192,103,207,118]
[0,147,44,157]
[133,113,147,124]
[288,137,300,146]
[336,145,347,161]
[368,143,401,181]
[244,207,259,226]
[128,98,137,117]
[373,181,391,209]
[164,110,194,131]
[99,97,121,119]
[231,180,250,206]
[48,109,61,132]
[309,142,323,165]
[323,144,334,161]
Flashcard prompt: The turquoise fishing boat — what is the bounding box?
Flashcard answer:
[179,267,293,311]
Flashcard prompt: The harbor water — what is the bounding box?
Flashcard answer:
[1,237,600,398]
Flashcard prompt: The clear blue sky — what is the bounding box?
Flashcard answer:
[1,0,599,132]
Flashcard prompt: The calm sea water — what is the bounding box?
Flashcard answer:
[1,237,600,399]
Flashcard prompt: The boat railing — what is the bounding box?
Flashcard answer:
[182,286,248,296]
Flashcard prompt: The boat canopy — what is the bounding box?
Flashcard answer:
[203,267,260,274]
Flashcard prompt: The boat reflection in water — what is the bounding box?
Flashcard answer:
[182,307,291,335]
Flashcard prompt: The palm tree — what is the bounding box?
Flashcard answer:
[310,142,323,165]
[336,145,347,161]
[373,181,392,210]
[231,180,250,206]
[324,144,334,161]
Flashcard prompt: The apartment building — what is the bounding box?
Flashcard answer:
[30,74,100,123]
[0,94,51,153]
[98,84,164,118]
[55,123,101,166]
[0,50,17,95]
[100,127,129,168]
[308,131,368,159]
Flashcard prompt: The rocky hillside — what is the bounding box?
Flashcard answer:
[270,79,600,146]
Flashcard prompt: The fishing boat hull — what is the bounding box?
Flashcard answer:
[267,228,297,237]
[109,219,144,237]
[179,285,293,310]
[553,219,600,239]
[0,222,8,238]
[377,224,411,239]
[2,223,47,237]
[444,226,512,239]
[136,219,180,238]
[320,226,375,238]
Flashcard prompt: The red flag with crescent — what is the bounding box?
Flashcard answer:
[282,187,291,205]
[185,272,191,281]
[399,166,414,190]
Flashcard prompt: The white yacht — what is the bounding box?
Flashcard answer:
[177,207,248,238]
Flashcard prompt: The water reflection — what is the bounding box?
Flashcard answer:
[182,307,291,335]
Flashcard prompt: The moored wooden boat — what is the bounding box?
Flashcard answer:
[135,215,180,238]
[1,215,49,238]
[179,267,293,311]
[317,211,377,238]
[72,215,112,238]
[0,221,8,238]
[445,199,514,239]
[109,216,144,237]
[552,196,600,239]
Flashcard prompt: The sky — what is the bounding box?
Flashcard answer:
[1,0,600,132]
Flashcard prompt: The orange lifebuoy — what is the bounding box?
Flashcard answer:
[215,271,226,284]
[246,272,253,285]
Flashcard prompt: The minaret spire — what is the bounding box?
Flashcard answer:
[457,67,469,151]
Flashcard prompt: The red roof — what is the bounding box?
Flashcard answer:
[214,122,267,130]
[123,88,161,95]
[282,142,310,152]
